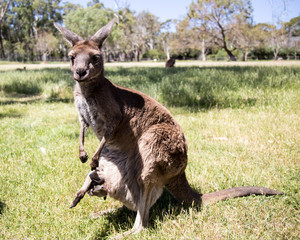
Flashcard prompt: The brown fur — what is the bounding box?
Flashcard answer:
[55,19,283,235]
[165,58,175,67]
[16,67,26,71]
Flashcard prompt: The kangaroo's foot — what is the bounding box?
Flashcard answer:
[111,227,144,240]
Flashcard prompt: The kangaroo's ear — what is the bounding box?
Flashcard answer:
[54,23,83,46]
[90,19,115,48]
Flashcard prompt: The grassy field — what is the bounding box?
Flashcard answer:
[0,64,299,239]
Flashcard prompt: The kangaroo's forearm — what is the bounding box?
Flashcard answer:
[90,135,107,170]
[79,118,89,163]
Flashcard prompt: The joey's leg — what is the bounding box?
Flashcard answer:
[70,170,94,208]
[79,117,89,163]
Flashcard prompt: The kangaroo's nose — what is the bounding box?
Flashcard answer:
[76,69,87,77]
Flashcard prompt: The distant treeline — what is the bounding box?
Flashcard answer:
[0,0,299,62]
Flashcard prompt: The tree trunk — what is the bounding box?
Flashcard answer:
[273,48,279,60]
[42,52,47,62]
[166,46,170,60]
[201,39,206,61]
[136,45,142,62]
[243,50,249,62]
[134,49,138,61]
[224,46,237,61]
[137,48,140,62]
[0,24,5,58]
[0,0,11,59]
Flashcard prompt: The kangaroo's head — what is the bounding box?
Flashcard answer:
[55,19,115,82]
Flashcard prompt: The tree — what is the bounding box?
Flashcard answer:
[188,16,214,61]
[113,7,136,61]
[2,0,63,61]
[269,27,287,60]
[0,0,11,58]
[267,0,289,60]
[131,11,161,61]
[6,0,36,60]
[233,20,261,61]
[285,16,300,59]
[35,32,58,62]
[285,16,300,37]
[64,5,115,39]
[188,0,253,61]
[32,0,63,33]
[171,18,194,59]
[63,2,81,15]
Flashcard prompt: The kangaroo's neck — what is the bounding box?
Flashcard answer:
[74,74,112,97]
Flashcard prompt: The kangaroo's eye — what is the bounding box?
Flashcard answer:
[69,56,75,62]
[92,54,101,62]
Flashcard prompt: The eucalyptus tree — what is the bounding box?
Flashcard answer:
[285,16,300,59]
[171,18,194,58]
[188,0,253,61]
[232,20,261,61]
[285,16,300,37]
[160,19,174,60]
[3,0,63,60]
[5,0,36,59]
[131,11,161,61]
[0,0,11,58]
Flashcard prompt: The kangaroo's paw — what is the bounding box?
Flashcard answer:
[79,151,88,163]
[90,158,99,170]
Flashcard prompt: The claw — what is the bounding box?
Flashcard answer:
[79,152,88,163]
[90,158,98,170]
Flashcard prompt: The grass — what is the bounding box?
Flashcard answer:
[0,65,299,239]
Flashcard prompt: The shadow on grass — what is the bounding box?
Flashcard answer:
[0,112,23,119]
[1,65,298,111]
[0,68,73,101]
[106,66,262,110]
[93,190,190,239]
[0,97,42,106]
[0,200,7,215]
[0,97,73,106]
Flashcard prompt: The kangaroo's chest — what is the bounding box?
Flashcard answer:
[75,96,105,137]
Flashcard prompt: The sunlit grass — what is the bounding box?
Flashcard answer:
[0,65,299,239]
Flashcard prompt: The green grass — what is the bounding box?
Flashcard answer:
[0,65,299,239]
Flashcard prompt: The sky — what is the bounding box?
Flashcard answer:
[69,0,300,26]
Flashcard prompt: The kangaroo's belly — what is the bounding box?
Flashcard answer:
[96,148,163,211]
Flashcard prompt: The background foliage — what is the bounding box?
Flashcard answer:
[0,0,299,62]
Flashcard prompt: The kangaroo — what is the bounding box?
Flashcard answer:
[55,19,282,235]
[70,155,282,212]
[165,57,175,67]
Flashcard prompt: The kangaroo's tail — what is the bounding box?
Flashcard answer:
[166,173,283,206]
[202,186,283,205]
